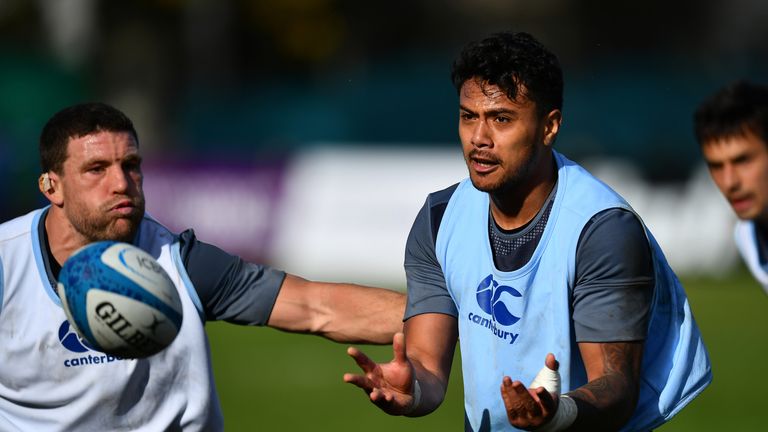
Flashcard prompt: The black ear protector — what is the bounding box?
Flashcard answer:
[39,173,53,193]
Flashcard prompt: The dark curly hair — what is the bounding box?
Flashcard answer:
[693,80,768,146]
[39,102,138,174]
[450,31,563,117]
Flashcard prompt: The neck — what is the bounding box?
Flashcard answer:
[44,207,90,267]
[489,151,557,230]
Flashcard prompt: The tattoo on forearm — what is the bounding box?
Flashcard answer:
[570,342,642,426]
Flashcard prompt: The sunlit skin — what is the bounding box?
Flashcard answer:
[458,78,561,229]
[42,131,145,266]
[343,78,643,430]
[701,131,768,227]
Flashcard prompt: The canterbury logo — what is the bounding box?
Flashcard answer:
[467,274,522,345]
[475,274,522,326]
[57,320,126,367]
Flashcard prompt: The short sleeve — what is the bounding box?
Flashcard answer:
[404,188,459,320]
[179,230,286,325]
[572,209,654,342]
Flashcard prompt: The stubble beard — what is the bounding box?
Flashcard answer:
[469,146,540,196]
[67,198,145,243]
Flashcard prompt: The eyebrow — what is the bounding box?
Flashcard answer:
[80,153,142,168]
[459,105,518,117]
[123,154,143,164]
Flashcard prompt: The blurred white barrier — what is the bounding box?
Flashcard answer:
[270,146,467,285]
[270,148,738,286]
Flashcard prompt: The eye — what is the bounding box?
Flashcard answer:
[733,155,753,166]
[87,165,106,174]
[495,116,511,123]
[124,160,142,172]
[460,112,475,121]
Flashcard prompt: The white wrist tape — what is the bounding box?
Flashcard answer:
[536,395,577,432]
[405,379,422,415]
[529,364,561,395]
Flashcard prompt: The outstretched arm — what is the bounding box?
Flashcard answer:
[266,274,405,344]
[343,313,459,416]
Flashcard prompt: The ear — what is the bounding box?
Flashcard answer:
[39,172,64,206]
[542,109,562,147]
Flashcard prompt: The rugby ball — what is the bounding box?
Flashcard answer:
[56,241,183,358]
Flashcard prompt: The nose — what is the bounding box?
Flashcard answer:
[720,164,740,192]
[109,166,130,193]
[471,119,492,148]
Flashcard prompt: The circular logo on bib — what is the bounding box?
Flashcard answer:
[475,274,522,326]
[58,320,94,353]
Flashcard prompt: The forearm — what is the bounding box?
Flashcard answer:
[565,373,639,430]
[268,275,405,344]
[567,341,643,430]
[402,314,458,417]
[404,361,449,417]
[313,282,405,344]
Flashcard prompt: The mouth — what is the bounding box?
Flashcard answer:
[110,200,137,216]
[468,152,500,174]
[728,195,753,213]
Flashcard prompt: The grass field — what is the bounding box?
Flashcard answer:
[206,268,768,431]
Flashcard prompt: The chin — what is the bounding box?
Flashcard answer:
[469,174,499,193]
[107,220,140,243]
[470,174,520,195]
[470,180,495,193]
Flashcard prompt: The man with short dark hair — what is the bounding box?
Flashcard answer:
[0,102,405,431]
[695,80,768,295]
[344,31,711,431]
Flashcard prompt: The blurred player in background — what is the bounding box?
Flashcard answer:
[344,31,711,431]
[0,102,405,431]
[695,81,768,295]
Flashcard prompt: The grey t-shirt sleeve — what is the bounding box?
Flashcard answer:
[404,187,459,320]
[178,229,286,325]
[572,208,654,342]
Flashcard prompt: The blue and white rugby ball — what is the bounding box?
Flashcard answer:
[56,241,183,358]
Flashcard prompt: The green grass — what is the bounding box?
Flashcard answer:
[658,270,768,431]
[207,269,768,431]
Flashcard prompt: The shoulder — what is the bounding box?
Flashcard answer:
[0,209,42,242]
[577,208,647,254]
[555,152,629,218]
[575,207,652,281]
[411,183,460,246]
[426,182,460,208]
[137,213,180,248]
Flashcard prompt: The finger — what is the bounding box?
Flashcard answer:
[545,352,559,371]
[534,386,556,412]
[531,356,561,394]
[501,382,519,425]
[370,389,392,405]
[370,388,407,414]
[370,389,382,401]
[500,379,536,407]
[517,383,543,419]
[343,373,373,391]
[392,332,407,364]
[347,346,378,372]
[500,376,515,405]
[511,380,531,397]
[501,378,541,426]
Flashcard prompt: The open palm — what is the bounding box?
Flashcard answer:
[343,332,416,415]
